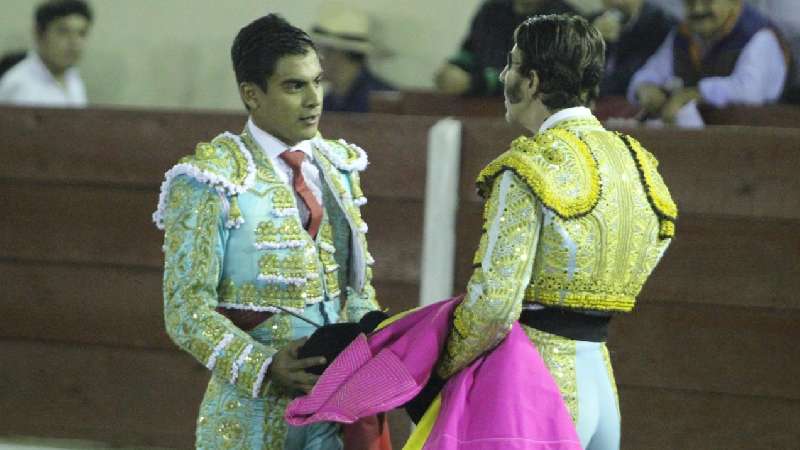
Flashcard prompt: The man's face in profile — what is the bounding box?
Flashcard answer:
[248,50,324,146]
[684,0,739,40]
[501,45,530,125]
[36,13,91,73]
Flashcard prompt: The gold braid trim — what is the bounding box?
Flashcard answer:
[617,133,678,239]
[477,129,601,219]
[212,135,252,187]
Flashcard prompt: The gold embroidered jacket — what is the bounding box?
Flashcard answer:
[439,116,676,377]
[154,130,379,400]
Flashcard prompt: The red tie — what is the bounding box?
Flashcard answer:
[280,150,323,238]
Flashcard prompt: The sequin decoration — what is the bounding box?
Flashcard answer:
[522,325,579,425]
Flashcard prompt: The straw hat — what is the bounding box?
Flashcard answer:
[311,8,379,55]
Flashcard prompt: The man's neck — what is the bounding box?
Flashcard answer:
[36,52,68,84]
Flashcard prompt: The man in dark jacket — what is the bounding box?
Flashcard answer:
[434,0,577,96]
[592,0,677,96]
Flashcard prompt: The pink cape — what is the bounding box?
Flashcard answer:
[286,298,581,450]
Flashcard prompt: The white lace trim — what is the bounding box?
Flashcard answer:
[206,333,234,370]
[318,242,336,253]
[257,275,308,286]
[254,240,306,250]
[313,137,369,172]
[256,271,321,286]
[325,264,340,273]
[304,294,326,305]
[252,357,272,398]
[272,208,299,217]
[353,197,368,206]
[358,222,369,234]
[230,344,253,384]
[152,133,256,231]
[216,302,303,314]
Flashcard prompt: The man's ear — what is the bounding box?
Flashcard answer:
[525,70,540,99]
[239,82,260,110]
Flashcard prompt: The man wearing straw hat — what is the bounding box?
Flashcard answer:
[312,8,394,112]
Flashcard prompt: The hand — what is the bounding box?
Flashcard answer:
[593,11,623,43]
[636,84,668,116]
[661,88,700,124]
[268,337,326,394]
[434,63,471,95]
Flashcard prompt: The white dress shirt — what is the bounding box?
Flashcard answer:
[627,28,788,108]
[247,118,324,224]
[539,106,594,132]
[0,51,87,108]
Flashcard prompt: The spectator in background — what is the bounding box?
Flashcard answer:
[434,0,577,96]
[628,0,788,126]
[749,0,800,102]
[311,8,394,112]
[592,0,677,96]
[0,0,92,107]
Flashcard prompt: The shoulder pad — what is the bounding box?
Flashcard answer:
[617,133,678,239]
[476,129,601,219]
[176,133,256,189]
[314,137,368,172]
[152,132,256,230]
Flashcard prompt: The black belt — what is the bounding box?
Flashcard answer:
[519,306,612,342]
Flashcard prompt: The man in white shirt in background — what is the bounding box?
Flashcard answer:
[628,0,788,127]
[0,0,92,107]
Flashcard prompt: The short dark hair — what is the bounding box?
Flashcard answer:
[231,14,316,92]
[514,14,606,110]
[35,0,93,34]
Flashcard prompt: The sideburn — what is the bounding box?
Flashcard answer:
[505,78,526,104]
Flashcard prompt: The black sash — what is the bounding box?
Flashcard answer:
[519,306,612,342]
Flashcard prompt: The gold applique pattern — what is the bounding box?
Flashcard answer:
[522,325,579,425]
[162,177,275,400]
[439,172,539,377]
[617,133,677,239]
[477,129,601,219]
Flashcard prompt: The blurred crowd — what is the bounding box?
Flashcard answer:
[2,0,799,127]
[434,0,799,127]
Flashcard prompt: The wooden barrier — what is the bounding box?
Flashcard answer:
[455,119,800,449]
[372,89,800,128]
[3,105,799,449]
[370,89,504,117]
[0,106,436,448]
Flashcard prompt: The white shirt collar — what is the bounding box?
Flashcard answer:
[246,118,314,161]
[538,106,594,133]
[28,51,79,86]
